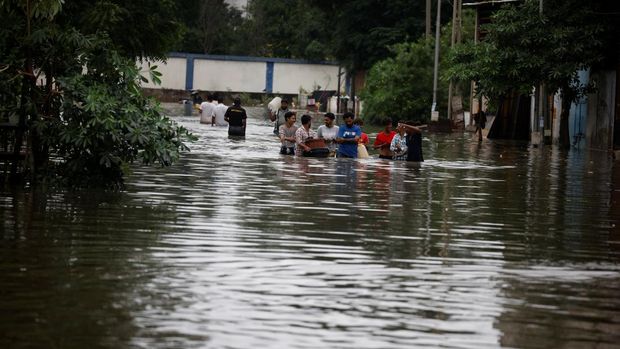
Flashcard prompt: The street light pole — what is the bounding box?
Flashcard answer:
[426,0,431,38]
[431,0,442,118]
[447,0,462,123]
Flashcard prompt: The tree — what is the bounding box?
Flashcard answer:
[448,0,613,147]
[360,10,475,125]
[65,0,183,59]
[309,0,451,71]
[0,0,194,186]
[175,0,245,55]
[361,39,440,124]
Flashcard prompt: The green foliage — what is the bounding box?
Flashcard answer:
[51,51,194,187]
[360,9,476,125]
[309,0,451,70]
[233,0,334,60]
[446,0,619,145]
[0,0,194,187]
[175,0,245,55]
[174,0,449,67]
[360,39,444,125]
[66,0,183,60]
[448,0,606,103]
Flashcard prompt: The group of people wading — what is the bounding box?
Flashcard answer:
[199,93,248,136]
[272,99,424,162]
[199,95,423,162]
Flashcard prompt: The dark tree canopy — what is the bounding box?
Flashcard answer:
[174,0,451,69]
[448,0,620,146]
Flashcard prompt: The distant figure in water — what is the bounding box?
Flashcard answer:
[225,97,247,137]
[295,114,317,156]
[336,112,361,158]
[270,98,290,136]
[373,118,396,160]
[212,96,228,127]
[279,111,297,155]
[474,110,487,142]
[199,93,216,124]
[390,124,408,160]
[317,112,339,157]
[399,121,424,162]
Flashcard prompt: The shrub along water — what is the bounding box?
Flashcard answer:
[0,1,194,188]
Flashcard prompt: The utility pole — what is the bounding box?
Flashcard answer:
[431,0,441,119]
[336,66,342,113]
[531,0,547,145]
[447,0,462,123]
[426,0,432,39]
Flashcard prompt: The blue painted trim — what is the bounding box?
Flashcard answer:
[185,56,195,90]
[169,52,339,66]
[265,62,274,93]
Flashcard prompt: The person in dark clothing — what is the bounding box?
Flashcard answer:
[225,97,247,137]
[474,110,487,142]
[399,121,424,162]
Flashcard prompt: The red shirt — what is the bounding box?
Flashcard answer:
[359,132,369,145]
[374,131,396,148]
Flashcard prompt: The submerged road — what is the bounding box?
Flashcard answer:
[1,108,619,348]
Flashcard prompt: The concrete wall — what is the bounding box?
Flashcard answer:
[194,59,265,93]
[138,57,186,90]
[140,53,341,96]
[273,63,339,94]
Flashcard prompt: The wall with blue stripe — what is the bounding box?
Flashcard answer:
[140,52,342,95]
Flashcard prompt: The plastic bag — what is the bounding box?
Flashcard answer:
[357,144,369,159]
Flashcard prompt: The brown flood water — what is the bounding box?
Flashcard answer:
[1,108,619,348]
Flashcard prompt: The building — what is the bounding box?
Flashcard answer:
[463,0,620,153]
[139,52,342,103]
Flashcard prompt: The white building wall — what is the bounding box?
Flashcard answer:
[138,57,186,90]
[139,54,340,94]
[273,63,339,94]
[193,60,265,93]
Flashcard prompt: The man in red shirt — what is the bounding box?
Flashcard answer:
[373,118,396,159]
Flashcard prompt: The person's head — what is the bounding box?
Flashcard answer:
[218,96,224,104]
[324,112,335,127]
[343,112,355,126]
[233,97,241,106]
[281,99,289,110]
[206,93,213,102]
[397,120,406,135]
[301,114,312,127]
[284,111,297,125]
[383,118,393,133]
[353,118,364,128]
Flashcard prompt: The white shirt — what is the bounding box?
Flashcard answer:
[200,101,216,124]
[214,103,228,126]
[317,125,339,152]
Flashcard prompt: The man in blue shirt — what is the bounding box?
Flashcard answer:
[336,112,362,158]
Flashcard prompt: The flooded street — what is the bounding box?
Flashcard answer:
[2,108,620,348]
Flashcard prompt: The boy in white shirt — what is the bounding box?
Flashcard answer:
[317,112,339,156]
[212,96,228,126]
[199,94,216,124]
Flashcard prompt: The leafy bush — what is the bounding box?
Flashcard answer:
[0,1,194,187]
[361,39,446,125]
[47,49,195,187]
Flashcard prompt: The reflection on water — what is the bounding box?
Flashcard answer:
[1,108,619,348]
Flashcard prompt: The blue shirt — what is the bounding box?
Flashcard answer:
[337,124,362,158]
